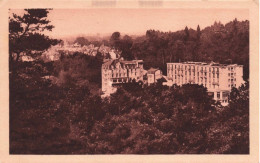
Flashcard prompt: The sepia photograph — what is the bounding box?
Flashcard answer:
[5,4,256,158]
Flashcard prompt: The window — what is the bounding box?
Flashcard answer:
[228,73,230,76]
[217,92,220,99]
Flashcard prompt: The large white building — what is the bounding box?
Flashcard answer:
[166,62,244,105]
[101,59,144,96]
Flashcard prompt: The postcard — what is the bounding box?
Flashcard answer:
[0,0,259,162]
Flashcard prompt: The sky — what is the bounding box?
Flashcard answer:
[11,8,249,38]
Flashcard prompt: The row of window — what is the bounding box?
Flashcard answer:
[228,73,236,76]
[110,72,138,78]
[173,79,220,89]
[228,78,236,82]
[108,65,139,69]
[167,65,220,72]
[169,72,220,79]
[168,70,220,77]
[228,84,236,87]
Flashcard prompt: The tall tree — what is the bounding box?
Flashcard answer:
[9,9,59,64]
[184,26,189,42]
[120,35,134,60]
[196,25,201,40]
[110,32,121,49]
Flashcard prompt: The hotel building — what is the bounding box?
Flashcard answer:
[166,62,244,105]
[102,59,144,93]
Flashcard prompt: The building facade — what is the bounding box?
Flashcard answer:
[102,59,144,94]
[147,68,163,85]
[166,62,244,105]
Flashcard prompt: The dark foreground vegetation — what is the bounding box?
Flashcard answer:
[9,9,249,154]
[10,59,249,154]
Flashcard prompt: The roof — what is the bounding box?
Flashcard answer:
[167,62,242,67]
[120,60,137,64]
[103,59,144,67]
[147,68,160,74]
[102,60,114,66]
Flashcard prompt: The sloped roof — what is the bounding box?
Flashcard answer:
[147,68,160,74]
[103,60,114,66]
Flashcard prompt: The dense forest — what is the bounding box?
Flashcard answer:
[10,60,249,154]
[106,20,249,80]
[9,9,249,154]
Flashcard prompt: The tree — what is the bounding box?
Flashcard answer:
[196,25,201,40]
[110,32,121,49]
[184,26,189,42]
[9,9,59,64]
[120,35,134,60]
[74,37,89,46]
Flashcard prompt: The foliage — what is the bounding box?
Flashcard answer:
[130,20,248,78]
[10,60,249,154]
[9,9,60,64]
[74,37,89,46]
